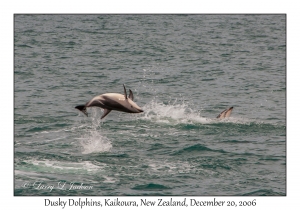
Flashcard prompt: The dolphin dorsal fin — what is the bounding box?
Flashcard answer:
[129,89,134,100]
[123,84,128,99]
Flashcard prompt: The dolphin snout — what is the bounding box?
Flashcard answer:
[138,108,144,113]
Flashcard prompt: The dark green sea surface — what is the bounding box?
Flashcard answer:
[14,15,286,196]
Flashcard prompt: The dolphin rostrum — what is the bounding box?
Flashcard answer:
[216,107,233,119]
[75,84,143,119]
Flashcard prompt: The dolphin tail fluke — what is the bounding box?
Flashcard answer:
[217,107,233,119]
[75,105,88,116]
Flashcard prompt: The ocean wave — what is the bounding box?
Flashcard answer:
[171,143,227,156]
[241,189,285,196]
[132,183,171,190]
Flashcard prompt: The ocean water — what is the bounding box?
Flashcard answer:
[14,14,286,196]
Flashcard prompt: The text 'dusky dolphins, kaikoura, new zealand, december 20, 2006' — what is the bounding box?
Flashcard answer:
[75,84,144,119]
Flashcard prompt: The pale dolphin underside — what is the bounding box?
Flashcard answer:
[216,107,233,119]
[75,84,143,119]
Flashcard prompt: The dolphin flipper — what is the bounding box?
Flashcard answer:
[217,107,233,119]
[101,109,112,119]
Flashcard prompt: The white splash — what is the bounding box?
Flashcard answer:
[77,107,112,154]
[79,130,112,154]
[139,100,254,125]
[140,100,208,124]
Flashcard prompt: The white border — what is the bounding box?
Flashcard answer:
[3,0,298,209]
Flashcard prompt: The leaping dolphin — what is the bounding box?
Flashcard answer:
[216,107,233,119]
[75,84,143,119]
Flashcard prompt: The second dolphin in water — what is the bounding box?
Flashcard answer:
[75,84,143,119]
[216,107,233,119]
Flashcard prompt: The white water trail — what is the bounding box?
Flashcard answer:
[140,100,208,124]
[139,99,255,125]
